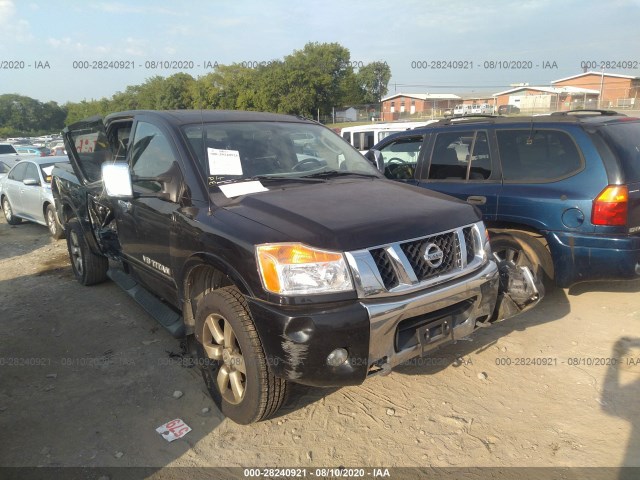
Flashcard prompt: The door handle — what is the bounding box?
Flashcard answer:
[118,200,133,213]
[467,195,486,205]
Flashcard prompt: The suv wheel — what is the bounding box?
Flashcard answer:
[490,232,553,317]
[46,204,64,239]
[2,196,21,225]
[66,218,109,285]
[195,286,288,424]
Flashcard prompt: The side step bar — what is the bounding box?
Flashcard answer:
[107,268,186,338]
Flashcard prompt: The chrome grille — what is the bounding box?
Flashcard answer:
[400,232,459,281]
[370,248,399,290]
[345,222,487,299]
[463,226,475,264]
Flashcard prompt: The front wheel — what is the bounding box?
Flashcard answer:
[2,196,21,225]
[65,218,108,286]
[195,286,288,424]
[46,204,64,239]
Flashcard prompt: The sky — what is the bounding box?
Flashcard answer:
[1,0,640,104]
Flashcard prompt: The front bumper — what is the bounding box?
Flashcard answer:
[247,260,499,387]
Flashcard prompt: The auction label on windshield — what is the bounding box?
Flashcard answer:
[207,148,243,176]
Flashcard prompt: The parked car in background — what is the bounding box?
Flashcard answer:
[498,104,520,115]
[0,156,69,238]
[367,110,640,314]
[15,145,48,157]
[49,145,66,156]
[0,158,20,196]
[0,143,21,159]
[340,121,438,153]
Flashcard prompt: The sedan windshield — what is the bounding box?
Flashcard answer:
[182,121,381,185]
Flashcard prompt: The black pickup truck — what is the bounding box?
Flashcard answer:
[52,110,500,424]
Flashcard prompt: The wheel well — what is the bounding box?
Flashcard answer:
[42,201,51,218]
[183,264,234,332]
[487,222,554,280]
[60,203,75,225]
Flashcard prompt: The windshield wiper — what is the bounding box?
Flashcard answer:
[300,170,380,179]
[250,175,326,183]
[210,175,326,187]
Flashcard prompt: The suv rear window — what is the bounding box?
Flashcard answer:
[598,122,640,182]
[497,129,582,182]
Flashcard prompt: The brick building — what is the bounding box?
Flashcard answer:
[380,93,460,120]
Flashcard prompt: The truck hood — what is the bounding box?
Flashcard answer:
[222,178,481,251]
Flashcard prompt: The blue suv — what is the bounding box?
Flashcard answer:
[367,110,640,301]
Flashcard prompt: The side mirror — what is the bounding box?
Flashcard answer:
[364,149,385,173]
[102,162,133,198]
[23,178,40,186]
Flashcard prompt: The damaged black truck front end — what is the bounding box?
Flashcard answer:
[53,110,500,424]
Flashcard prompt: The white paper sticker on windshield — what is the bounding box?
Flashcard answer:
[219,181,268,198]
[207,148,243,176]
[42,166,54,175]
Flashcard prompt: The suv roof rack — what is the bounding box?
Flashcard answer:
[439,115,500,125]
[550,109,625,117]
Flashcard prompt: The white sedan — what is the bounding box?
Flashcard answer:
[0,156,69,238]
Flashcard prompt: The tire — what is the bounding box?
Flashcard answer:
[45,204,64,239]
[65,218,108,286]
[2,196,21,225]
[195,286,288,424]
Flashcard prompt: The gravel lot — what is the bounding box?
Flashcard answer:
[1,214,639,478]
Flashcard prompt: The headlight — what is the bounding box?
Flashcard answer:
[256,243,354,295]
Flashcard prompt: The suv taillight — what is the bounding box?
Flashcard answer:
[592,185,628,226]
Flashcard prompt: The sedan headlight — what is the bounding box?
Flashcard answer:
[256,243,354,295]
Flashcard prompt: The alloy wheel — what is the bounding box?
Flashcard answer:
[202,313,247,405]
[69,231,84,275]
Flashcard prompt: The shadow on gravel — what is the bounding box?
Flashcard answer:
[0,218,61,261]
[0,261,222,470]
[393,286,571,377]
[601,337,640,478]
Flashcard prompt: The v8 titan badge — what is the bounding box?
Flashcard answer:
[156,418,191,442]
[422,242,444,268]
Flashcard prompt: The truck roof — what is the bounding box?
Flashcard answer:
[102,109,315,126]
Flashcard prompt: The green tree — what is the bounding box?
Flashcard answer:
[0,94,66,135]
[357,61,391,103]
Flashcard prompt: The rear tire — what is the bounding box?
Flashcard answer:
[195,286,288,424]
[2,196,21,225]
[65,218,108,285]
[46,204,64,239]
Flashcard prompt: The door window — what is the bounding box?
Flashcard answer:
[23,163,41,185]
[8,162,28,181]
[427,131,492,180]
[130,122,177,193]
[379,136,423,180]
[497,129,582,182]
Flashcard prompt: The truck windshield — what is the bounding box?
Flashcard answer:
[182,122,381,185]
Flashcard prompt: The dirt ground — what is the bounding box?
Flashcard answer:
[1,214,639,477]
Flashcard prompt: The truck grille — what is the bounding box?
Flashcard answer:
[345,222,486,298]
[370,248,399,290]
[463,226,475,264]
[400,232,459,282]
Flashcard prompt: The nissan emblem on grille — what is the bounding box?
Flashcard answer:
[422,243,444,268]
